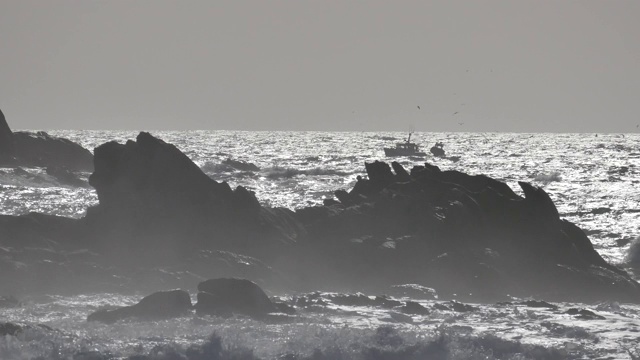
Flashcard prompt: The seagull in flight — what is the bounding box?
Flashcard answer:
[458,122,464,126]
[417,106,421,110]
[453,111,459,115]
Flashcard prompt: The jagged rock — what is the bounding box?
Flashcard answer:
[3,130,640,304]
[295,161,640,302]
[401,301,430,315]
[391,161,410,181]
[194,278,276,318]
[87,289,192,323]
[0,109,93,170]
[85,132,298,261]
[450,301,478,312]
[0,108,14,156]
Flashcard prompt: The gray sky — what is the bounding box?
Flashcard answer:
[1,1,639,132]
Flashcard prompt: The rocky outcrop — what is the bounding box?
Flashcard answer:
[194,278,276,318]
[2,131,639,304]
[84,132,303,261]
[293,160,640,302]
[12,131,93,171]
[0,109,93,171]
[87,289,192,323]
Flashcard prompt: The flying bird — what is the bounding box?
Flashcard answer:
[417,106,420,110]
[453,112,459,115]
[458,122,464,126]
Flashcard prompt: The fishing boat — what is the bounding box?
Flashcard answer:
[430,142,445,157]
[384,132,426,157]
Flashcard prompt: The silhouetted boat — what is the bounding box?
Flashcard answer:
[384,132,426,157]
[430,142,445,157]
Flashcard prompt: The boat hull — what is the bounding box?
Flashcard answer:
[384,148,426,157]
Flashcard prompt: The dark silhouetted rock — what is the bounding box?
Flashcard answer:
[3,131,640,304]
[295,160,640,303]
[520,300,558,310]
[0,322,22,336]
[195,278,275,318]
[13,131,93,171]
[0,109,93,170]
[401,301,430,315]
[0,108,14,156]
[450,300,478,312]
[87,289,192,323]
[565,308,605,320]
[85,132,299,261]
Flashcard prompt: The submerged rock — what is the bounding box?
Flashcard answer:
[194,278,276,318]
[87,289,192,323]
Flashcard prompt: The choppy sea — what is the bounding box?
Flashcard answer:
[1,131,640,359]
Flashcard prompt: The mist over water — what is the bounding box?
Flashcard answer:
[2,130,640,359]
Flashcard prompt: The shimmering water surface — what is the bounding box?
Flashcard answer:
[1,131,640,359]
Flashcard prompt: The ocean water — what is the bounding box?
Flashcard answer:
[1,131,640,359]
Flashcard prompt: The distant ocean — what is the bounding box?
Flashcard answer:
[1,130,640,359]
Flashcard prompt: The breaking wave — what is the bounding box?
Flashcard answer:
[625,236,640,267]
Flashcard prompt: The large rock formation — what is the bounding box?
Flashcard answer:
[12,131,93,171]
[0,109,93,171]
[83,132,303,261]
[1,131,638,304]
[293,161,640,302]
